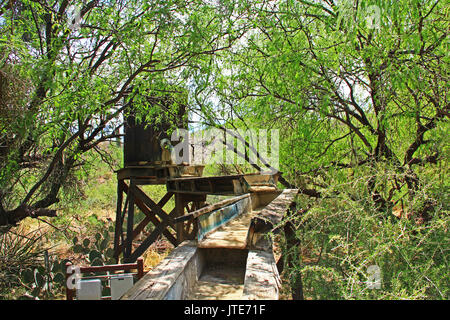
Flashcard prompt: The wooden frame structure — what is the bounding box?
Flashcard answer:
[113,167,209,263]
[113,165,280,263]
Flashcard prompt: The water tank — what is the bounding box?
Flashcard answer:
[123,95,187,167]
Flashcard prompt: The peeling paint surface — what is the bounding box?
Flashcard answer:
[197,197,251,241]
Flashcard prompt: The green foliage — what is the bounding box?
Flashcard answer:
[0,228,45,299]
[0,0,447,301]
[0,227,69,300]
[282,169,449,300]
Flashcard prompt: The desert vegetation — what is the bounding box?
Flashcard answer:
[0,0,448,300]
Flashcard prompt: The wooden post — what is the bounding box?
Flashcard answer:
[113,181,124,262]
[124,179,135,262]
[137,257,144,280]
[175,193,185,244]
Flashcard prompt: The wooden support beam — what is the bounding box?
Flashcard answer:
[131,186,173,223]
[128,208,177,262]
[166,174,248,195]
[175,194,185,244]
[119,181,174,226]
[250,189,299,228]
[116,181,177,254]
[173,194,250,224]
[132,199,177,245]
[124,179,136,261]
[247,189,299,250]
[113,181,124,261]
[115,205,177,254]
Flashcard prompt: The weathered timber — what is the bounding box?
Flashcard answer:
[173,194,250,224]
[115,180,178,261]
[167,174,248,195]
[121,188,299,300]
[166,173,280,195]
[121,241,198,300]
[248,189,298,231]
[242,250,281,300]
[119,182,176,242]
[126,207,177,263]
[246,189,298,250]
[123,96,186,168]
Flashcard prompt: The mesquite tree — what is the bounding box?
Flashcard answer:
[196,0,448,220]
[0,0,249,229]
[184,0,448,299]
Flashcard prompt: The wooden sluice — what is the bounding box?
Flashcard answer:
[112,95,297,300]
[121,188,298,300]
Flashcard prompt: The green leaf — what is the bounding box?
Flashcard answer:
[60,259,71,273]
[51,261,61,273]
[91,257,104,267]
[89,250,103,262]
[105,248,115,258]
[31,287,41,298]
[73,244,84,253]
[34,271,45,287]
[21,269,34,284]
[99,239,108,251]
[83,238,90,248]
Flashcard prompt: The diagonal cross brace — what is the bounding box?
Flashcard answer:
[127,207,177,263]
[118,181,177,251]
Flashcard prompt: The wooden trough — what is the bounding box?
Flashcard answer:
[121,189,298,300]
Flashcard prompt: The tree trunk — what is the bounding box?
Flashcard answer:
[0,204,56,227]
[283,204,305,300]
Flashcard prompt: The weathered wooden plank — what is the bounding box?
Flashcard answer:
[246,189,298,250]
[116,167,169,183]
[243,173,279,186]
[174,194,250,224]
[167,174,247,195]
[130,186,172,222]
[132,197,177,245]
[121,241,197,300]
[124,180,135,260]
[242,250,281,300]
[127,207,177,262]
[250,189,298,230]
[119,181,177,246]
[130,186,170,224]
[113,183,124,260]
